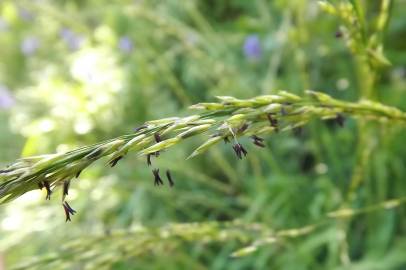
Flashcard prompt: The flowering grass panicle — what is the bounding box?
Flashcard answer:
[0,90,405,220]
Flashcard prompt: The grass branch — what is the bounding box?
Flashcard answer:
[1,90,405,206]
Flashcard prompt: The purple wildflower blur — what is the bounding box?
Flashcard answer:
[60,28,84,51]
[18,7,35,21]
[243,35,262,60]
[118,36,134,53]
[21,36,40,56]
[0,85,15,109]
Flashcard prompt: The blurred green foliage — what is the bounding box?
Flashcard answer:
[0,0,405,269]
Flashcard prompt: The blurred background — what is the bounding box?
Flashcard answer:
[0,0,405,269]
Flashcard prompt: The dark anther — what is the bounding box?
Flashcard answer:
[335,113,345,127]
[154,133,162,143]
[109,156,123,167]
[152,133,162,158]
[253,140,265,148]
[63,180,70,196]
[134,124,148,132]
[147,154,152,166]
[237,123,249,134]
[251,135,265,148]
[152,169,164,186]
[251,135,264,142]
[223,136,230,144]
[62,201,76,222]
[281,106,288,116]
[166,170,174,187]
[76,170,82,178]
[232,144,242,159]
[240,144,248,156]
[233,143,248,159]
[267,113,279,131]
[43,181,52,200]
[335,30,343,38]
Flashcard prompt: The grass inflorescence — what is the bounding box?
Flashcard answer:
[12,196,406,269]
[1,90,406,221]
